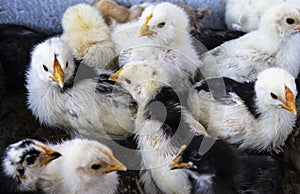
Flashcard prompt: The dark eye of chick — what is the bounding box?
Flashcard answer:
[66,61,68,68]
[191,151,202,161]
[91,164,102,170]
[25,155,37,165]
[125,79,132,84]
[157,22,166,28]
[42,65,48,72]
[270,93,278,100]
[286,18,295,25]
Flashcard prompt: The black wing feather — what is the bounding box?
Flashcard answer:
[195,77,260,118]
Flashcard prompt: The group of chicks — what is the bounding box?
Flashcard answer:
[2,0,300,193]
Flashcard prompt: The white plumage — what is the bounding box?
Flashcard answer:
[111,2,200,78]
[188,68,297,153]
[110,61,206,194]
[26,37,136,139]
[201,1,300,82]
[225,0,280,32]
[61,3,116,72]
[39,138,126,194]
[2,139,61,191]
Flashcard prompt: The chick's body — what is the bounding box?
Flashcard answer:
[189,68,297,153]
[26,37,136,139]
[201,1,300,82]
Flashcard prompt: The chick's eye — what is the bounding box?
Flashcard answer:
[25,155,37,165]
[270,93,278,100]
[157,22,166,28]
[66,61,68,68]
[91,164,102,170]
[191,152,202,161]
[42,65,48,72]
[286,18,295,25]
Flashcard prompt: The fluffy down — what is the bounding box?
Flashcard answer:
[61,3,116,72]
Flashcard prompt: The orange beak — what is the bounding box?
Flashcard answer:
[101,149,127,174]
[169,145,192,170]
[50,57,64,88]
[294,26,300,32]
[109,68,123,84]
[37,144,62,166]
[140,13,157,37]
[279,86,297,116]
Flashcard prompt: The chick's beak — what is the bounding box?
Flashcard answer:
[51,58,64,88]
[101,149,127,174]
[140,13,157,37]
[37,144,62,166]
[170,145,192,170]
[109,68,123,84]
[279,86,297,116]
[294,26,300,32]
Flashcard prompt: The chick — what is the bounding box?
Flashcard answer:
[2,139,61,192]
[109,61,206,194]
[39,138,126,194]
[26,37,137,139]
[61,4,116,72]
[170,135,284,194]
[200,1,300,82]
[225,0,279,32]
[111,2,200,79]
[188,67,297,153]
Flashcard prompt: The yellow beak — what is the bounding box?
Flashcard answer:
[279,86,297,116]
[109,68,123,84]
[101,149,127,174]
[169,145,192,170]
[37,144,62,166]
[139,13,157,37]
[294,26,300,32]
[51,58,64,88]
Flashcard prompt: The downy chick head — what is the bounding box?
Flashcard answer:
[170,135,237,176]
[2,139,61,191]
[109,61,170,103]
[139,2,190,44]
[259,1,300,38]
[29,37,75,89]
[62,139,126,192]
[255,67,297,116]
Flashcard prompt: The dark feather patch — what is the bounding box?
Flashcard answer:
[195,77,260,118]
[145,87,181,137]
[19,150,40,164]
[16,140,35,149]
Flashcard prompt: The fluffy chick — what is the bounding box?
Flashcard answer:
[111,2,200,79]
[61,3,116,72]
[39,138,126,194]
[170,135,284,194]
[225,0,279,32]
[2,139,61,192]
[26,37,137,139]
[188,67,297,153]
[110,61,206,194]
[201,1,300,82]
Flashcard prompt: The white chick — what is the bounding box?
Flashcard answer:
[61,4,116,72]
[2,139,61,192]
[111,2,200,79]
[26,37,137,139]
[109,61,207,194]
[201,1,300,82]
[225,0,280,32]
[188,67,297,153]
[39,138,126,194]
